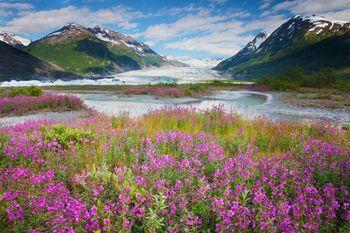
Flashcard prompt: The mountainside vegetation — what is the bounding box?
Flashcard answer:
[0,41,75,82]
[26,36,141,75]
[257,66,350,92]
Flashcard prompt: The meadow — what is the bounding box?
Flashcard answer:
[0,105,349,232]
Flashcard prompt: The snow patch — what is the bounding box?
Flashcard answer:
[0,32,31,46]
[95,33,120,45]
[288,22,295,30]
[13,35,31,46]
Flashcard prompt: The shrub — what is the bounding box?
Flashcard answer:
[9,86,43,97]
[42,124,95,149]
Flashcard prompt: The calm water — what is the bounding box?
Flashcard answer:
[56,90,350,124]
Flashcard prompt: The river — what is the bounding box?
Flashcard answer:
[1,66,349,124]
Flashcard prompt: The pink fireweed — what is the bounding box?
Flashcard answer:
[0,106,349,232]
[0,93,85,116]
[125,86,185,98]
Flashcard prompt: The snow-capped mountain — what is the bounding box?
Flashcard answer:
[40,23,160,58]
[88,25,157,56]
[0,32,31,50]
[39,23,92,43]
[27,23,186,76]
[214,32,267,71]
[303,15,348,35]
[237,32,267,56]
[214,15,350,79]
[260,15,350,54]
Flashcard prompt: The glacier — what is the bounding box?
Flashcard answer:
[0,67,225,87]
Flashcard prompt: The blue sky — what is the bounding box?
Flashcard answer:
[0,0,349,59]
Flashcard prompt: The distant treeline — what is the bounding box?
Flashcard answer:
[256,67,350,91]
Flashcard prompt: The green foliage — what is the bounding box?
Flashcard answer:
[343,124,350,131]
[41,124,95,149]
[258,66,350,91]
[0,86,43,97]
[9,86,43,97]
[144,194,167,232]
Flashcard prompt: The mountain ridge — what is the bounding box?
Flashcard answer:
[26,23,187,76]
[214,15,350,79]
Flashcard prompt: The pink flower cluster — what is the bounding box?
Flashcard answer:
[0,93,85,116]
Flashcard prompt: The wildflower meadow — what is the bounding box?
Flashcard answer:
[0,106,349,232]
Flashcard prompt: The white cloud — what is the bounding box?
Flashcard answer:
[0,2,33,10]
[0,5,143,34]
[208,0,228,4]
[259,0,273,10]
[136,9,249,42]
[0,2,34,18]
[164,14,287,56]
[136,3,287,56]
[148,4,202,18]
[272,0,350,21]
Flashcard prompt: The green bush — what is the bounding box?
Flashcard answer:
[9,86,43,97]
[41,124,95,149]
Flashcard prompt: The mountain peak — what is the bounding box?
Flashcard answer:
[40,23,91,42]
[253,32,267,49]
[0,32,31,49]
[213,31,267,71]
[87,26,157,55]
[90,24,105,32]
[239,32,267,55]
[62,23,85,29]
[296,15,348,25]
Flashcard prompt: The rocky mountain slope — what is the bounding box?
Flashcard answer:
[214,15,350,79]
[215,32,266,71]
[0,32,31,50]
[0,41,76,82]
[26,23,186,76]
